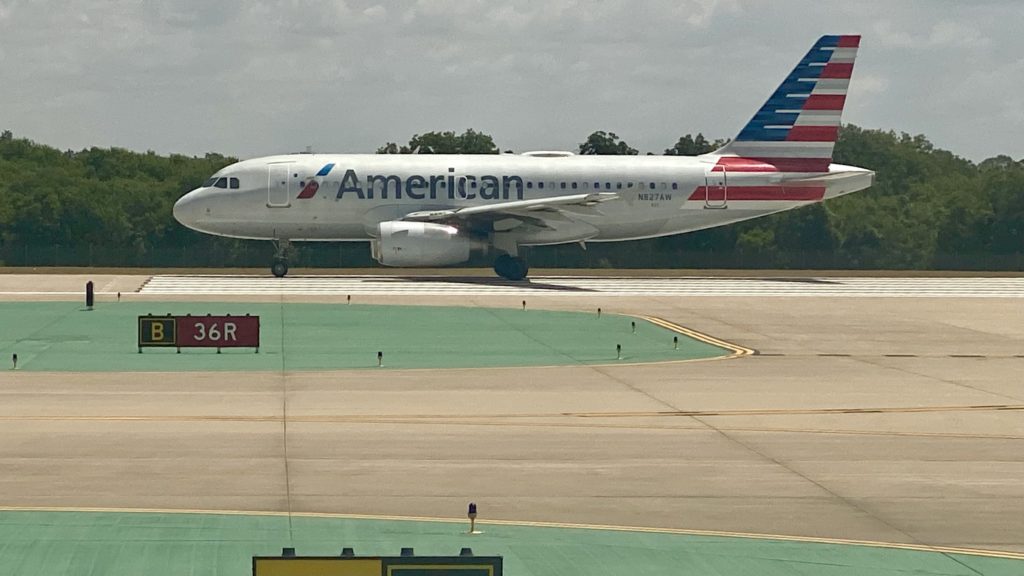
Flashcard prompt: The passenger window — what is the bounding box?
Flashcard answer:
[538,182,544,189]
[605,182,611,189]
[560,182,567,189]
[616,182,623,189]
[214,177,228,189]
[672,183,678,190]
[660,182,667,189]
[527,182,533,189]
[594,182,600,189]
[627,182,633,189]
[229,177,239,189]
[649,183,655,190]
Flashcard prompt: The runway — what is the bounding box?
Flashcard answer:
[1,272,1023,566]
[139,274,1024,297]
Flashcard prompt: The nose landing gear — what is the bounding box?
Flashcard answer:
[493,254,529,281]
[271,239,292,278]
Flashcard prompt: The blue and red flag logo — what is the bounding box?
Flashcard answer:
[296,163,334,199]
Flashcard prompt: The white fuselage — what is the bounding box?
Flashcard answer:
[173,152,873,247]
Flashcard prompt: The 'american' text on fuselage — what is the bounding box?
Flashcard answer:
[335,168,526,201]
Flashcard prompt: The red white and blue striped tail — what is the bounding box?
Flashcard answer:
[714,35,860,173]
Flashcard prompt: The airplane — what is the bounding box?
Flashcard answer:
[174,35,873,281]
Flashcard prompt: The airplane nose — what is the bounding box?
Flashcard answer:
[173,190,200,229]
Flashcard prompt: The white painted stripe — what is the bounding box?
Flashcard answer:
[137,276,1024,298]
[794,114,842,126]
[813,78,850,91]
[809,87,848,96]
[725,144,835,158]
[828,47,858,60]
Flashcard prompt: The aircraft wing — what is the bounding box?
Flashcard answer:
[402,193,619,231]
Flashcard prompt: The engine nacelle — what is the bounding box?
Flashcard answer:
[372,221,478,267]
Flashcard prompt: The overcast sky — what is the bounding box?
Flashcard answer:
[1,0,1021,161]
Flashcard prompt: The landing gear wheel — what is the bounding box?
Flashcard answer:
[271,259,289,278]
[494,254,528,281]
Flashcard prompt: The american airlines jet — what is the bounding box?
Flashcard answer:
[174,35,873,280]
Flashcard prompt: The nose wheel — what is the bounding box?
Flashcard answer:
[271,258,289,278]
[494,254,528,281]
[271,239,292,278]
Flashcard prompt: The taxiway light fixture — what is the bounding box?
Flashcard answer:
[377,351,383,367]
[631,321,636,334]
[616,344,622,360]
[674,336,679,350]
[522,300,526,311]
[597,307,601,318]
[11,353,16,370]
[85,281,94,310]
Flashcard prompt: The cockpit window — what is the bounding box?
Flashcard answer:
[214,177,228,189]
[229,177,240,189]
[202,177,217,188]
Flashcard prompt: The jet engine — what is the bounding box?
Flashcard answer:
[372,221,481,267]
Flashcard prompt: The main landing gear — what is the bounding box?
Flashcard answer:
[271,239,292,278]
[493,254,529,281]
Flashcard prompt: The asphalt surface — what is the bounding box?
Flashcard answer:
[1,273,1022,557]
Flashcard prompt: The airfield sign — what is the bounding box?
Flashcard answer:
[138,314,259,353]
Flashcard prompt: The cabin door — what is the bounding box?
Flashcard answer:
[268,163,293,207]
[704,168,728,209]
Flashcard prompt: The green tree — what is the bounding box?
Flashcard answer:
[377,129,499,154]
[578,131,638,155]
[664,133,728,156]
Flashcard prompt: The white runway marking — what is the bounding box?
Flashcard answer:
[138,275,1024,297]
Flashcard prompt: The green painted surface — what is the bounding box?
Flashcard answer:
[0,302,727,372]
[0,511,1020,576]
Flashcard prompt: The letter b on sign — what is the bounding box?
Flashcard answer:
[139,317,177,347]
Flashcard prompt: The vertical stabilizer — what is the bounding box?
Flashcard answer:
[715,35,860,172]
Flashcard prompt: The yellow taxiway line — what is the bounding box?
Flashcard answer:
[1,505,1022,561]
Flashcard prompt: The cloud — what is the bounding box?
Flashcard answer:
[0,0,1021,161]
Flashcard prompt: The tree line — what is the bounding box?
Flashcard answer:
[0,127,1020,270]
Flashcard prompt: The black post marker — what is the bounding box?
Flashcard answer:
[117,292,121,302]
[522,300,526,311]
[85,281,94,310]
[11,353,17,370]
[631,321,636,334]
[467,502,478,534]
[674,336,679,350]
[616,344,621,360]
[377,351,383,367]
[347,294,351,305]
